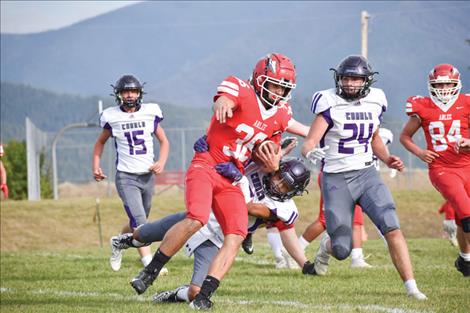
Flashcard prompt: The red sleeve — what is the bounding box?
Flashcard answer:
[405,96,423,118]
[213,76,251,111]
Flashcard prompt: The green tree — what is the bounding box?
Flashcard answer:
[2,140,52,200]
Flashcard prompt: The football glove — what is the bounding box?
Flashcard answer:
[305,145,329,165]
[302,261,317,275]
[215,162,242,182]
[193,135,208,153]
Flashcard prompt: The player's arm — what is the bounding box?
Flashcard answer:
[92,129,111,181]
[0,160,8,199]
[213,96,237,124]
[0,161,6,185]
[247,202,278,222]
[400,116,439,163]
[150,125,170,174]
[286,118,309,138]
[372,130,404,171]
[279,227,308,268]
[301,114,329,158]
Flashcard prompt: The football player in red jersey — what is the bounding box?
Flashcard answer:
[129,53,310,310]
[400,64,470,277]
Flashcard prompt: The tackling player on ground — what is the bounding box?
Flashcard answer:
[112,157,312,304]
[400,64,470,277]
[301,55,427,300]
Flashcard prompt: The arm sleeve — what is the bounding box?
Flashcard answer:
[213,76,246,110]
[310,91,329,114]
[99,111,110,129]
[405,96,422,118]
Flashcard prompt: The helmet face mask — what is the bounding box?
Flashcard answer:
[252,53,296,107]
[428,64,461,106]
[332,55,376,100]
[112,75,145,109]
[263,158,310,201]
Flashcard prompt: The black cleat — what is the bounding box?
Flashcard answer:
[152,285,189,303]
[189,294,213,310]
[130,269,157,294]
[455,255,470,277]
[242,233,254,255]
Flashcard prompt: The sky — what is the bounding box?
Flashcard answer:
[1,1,141,34]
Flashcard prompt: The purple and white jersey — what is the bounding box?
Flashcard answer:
[184,162,299,256]
[310,88,387,173]
[100,103,163,173]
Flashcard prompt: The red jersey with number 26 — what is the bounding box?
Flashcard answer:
[405,94,470,169]
[206,75,293,172]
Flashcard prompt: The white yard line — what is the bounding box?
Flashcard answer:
[1,287,433,313]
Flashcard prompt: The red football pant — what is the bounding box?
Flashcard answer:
[429,166,470,225]
[185,153,248,237]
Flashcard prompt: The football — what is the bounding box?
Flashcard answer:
[251,140,280,165]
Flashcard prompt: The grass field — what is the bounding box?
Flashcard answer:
[1,189,469,312]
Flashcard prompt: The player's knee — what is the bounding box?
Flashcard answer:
[332,244,351,260]
[186,217,204,233]
[375,206,400,235]
[330,225,352,260]
[461,217,470,233]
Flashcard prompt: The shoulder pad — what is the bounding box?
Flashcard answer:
[310,89,334,114]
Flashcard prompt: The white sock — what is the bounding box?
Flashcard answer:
[298,236,310,251]
[350,248,363,260]
[141,254,152,267]
[176,285,190,302]
[267,231,283,260]
[404,279,419,294]
[460,252,470,262]
[319,234,331,257]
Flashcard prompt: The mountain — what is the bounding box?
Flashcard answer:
[0,81,211,141]
[1,1,469,121]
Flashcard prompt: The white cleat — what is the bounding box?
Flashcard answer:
[408,291,428,300]
[443,220,458,247]
[350,258,373,269]
[109,237,123,271]
[275,257,288,269]
[314,233,330,276]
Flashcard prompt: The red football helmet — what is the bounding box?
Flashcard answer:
[428,64,462,105]
[251,53,296,106]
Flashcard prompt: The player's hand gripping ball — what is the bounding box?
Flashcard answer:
[252,140,281,171]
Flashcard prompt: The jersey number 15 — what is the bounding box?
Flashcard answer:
[124,130,147,155]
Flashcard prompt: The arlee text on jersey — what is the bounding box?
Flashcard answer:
[253,120,268,131]
[438,114,452,121]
